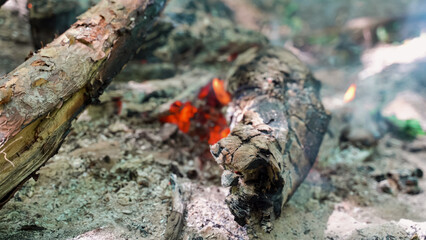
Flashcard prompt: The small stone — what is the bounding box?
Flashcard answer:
[108,121,129,133]
[378,179,398,195]
[121,209,133,215]
[137,176,150,187]
[340,125,377,148]
[26,190,34,198]
[159,123,178,141]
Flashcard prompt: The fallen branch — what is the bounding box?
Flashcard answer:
[0,0,166,207]
[164,174,189,240]
[211,48,330,230]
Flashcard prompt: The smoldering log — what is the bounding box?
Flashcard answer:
[0,0,166,208]
[210,48,330,230]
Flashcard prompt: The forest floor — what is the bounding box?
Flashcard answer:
[1,0,426,239]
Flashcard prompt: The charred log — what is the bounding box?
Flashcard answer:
[211,48,330,230]
[0,0,166,208]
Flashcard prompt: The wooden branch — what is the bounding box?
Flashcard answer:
[211,48,330,230]
[164,174,188,240]
[28,0,100,50]
[0,0,166,207]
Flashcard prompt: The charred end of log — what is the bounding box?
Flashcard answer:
[211,48,330,230]
[211,109,287,229]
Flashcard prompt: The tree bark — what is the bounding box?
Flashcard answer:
[0,0,166,208]
[29,0,101,49]
[211,48,330,231]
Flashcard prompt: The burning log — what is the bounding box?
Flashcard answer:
[210,48,330,230]
[0,0,166,208]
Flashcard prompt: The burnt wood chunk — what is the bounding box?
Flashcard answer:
[211,48,330,230]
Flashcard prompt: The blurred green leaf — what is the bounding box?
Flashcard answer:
[386,115,425,138]
[284,2,298,16]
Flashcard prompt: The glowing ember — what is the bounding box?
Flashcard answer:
[343,84,357,103]
[161,78,231,144]
[160,101,198,133]
[208,116,230,145]
[227,52,239,62]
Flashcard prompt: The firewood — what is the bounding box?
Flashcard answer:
[164,174,189,240]
[211,47,330,230]
[28,0,101,50]
[0,0,166,208]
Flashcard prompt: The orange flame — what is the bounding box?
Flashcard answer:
[212,78,231,105]
[160,101,198,133]
[161,78,232,145]
[208,117,230,144]
[343,84,357,103]
[198,78,231,107]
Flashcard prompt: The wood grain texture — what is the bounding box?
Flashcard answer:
[211,47,330,231]
[0,0,166,207]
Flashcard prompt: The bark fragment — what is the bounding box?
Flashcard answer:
[164,174,189,240]
[211,47,330,230]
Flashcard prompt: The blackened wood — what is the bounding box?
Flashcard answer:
[211,48,330,230]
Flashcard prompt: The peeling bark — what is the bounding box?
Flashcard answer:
[29,0,102,49]
[0,0,166,207]
[164,174,189,240]
[211,48,330,230]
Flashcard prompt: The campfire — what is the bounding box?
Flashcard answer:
[0,0,425,240]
